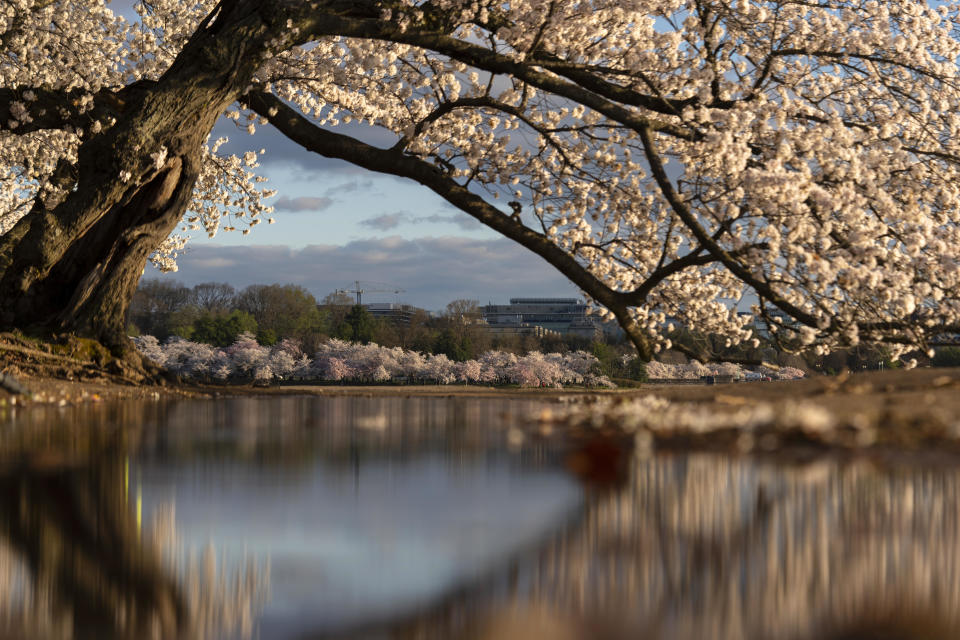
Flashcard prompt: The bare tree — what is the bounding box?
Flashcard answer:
[191,282,236,313]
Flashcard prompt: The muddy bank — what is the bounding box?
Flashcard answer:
[0,353,957,405]
[3,327,960,452]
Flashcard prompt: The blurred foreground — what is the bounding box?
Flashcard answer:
[0,395,958,639]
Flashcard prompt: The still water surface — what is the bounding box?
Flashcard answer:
[1,395,959,639]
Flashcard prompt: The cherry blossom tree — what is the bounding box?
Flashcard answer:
[641,358,806,380]
[457,359,484,383]
[321,357,353,382]
[132,334,165,367]
[223,332,271,379]
[5,0,960,368]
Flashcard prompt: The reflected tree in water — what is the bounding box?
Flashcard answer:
[14,397,960,639]
[0,460,187,638]
[0,395,536,639]
[513,455,960,639]
[404,454,960,640]
[0,457,267,639]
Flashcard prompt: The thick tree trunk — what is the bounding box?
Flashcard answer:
[50,155,199,350]
[0,1,285,355]
[2,151,202,353]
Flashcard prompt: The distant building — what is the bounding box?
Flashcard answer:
[482,297,601,339]
[484,323,559,338]
[363,302,420,326]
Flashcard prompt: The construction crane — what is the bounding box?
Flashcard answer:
[336,281,406,305]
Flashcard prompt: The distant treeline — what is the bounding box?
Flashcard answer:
[127,280,632,369]
[130,280,954,378]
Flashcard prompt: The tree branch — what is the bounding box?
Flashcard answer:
[247,90,655,357]
[623,243,769,304]
[297,13,698,142]
[637,123,820,329]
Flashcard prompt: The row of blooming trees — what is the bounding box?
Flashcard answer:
[643,360,805,381]
[135,333,805,386]
[134,334,616,388]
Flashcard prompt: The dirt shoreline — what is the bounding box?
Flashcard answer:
[3,329,959,421]
[2,365,959,414]
[3,366,960,460]
[2,315,960,457]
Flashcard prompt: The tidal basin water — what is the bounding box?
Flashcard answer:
[1,395,959,639]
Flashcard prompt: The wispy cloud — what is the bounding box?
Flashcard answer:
[325,178,376,195]
[359,211,483,232]
[273,195,334,212]
[359,212,407,231]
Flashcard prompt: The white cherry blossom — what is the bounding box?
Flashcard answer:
[4,0,960,361]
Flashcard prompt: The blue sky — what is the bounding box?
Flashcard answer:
[114,3,581,311]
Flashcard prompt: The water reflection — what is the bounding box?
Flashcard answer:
[138,453,580,637]
[0,459,190,638]
[2,397,960,639]
[447,454,960,640]
[0,396,580,639]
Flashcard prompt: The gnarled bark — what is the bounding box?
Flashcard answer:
[0,1,292,354]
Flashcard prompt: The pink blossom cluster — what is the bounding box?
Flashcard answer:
[643,360,805,381]
[134,334,308,382]
[134,334,615,388]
